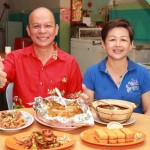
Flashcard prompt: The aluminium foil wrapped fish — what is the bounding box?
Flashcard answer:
[34,96,94,128]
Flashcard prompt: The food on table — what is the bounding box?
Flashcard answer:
[43,98,83,118]
[92,100,135,123]
[111,129,126,143]
[94,128,136,144]
[0,110,27,129]
[97,104,127,110]
[103,128,118,144]
[34,96,94,130]
[94,128,108,144]
[15,129,72,149]
[120,128,134,142]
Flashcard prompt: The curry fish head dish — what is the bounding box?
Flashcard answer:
[92,99,137,123]
[33,96,94,129]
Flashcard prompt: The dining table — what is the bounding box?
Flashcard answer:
[0,108,150,150]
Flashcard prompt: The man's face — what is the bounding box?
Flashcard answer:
[26,8,58,49]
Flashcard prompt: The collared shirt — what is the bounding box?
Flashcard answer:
[83,57,150,114]
[4,44,82,108]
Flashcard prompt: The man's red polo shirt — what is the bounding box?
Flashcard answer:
[3,44,82,108]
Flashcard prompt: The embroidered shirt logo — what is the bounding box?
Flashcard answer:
[62,77,67,83]
[126,79,139,93]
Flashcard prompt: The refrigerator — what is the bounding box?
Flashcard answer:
[71,38,107,75]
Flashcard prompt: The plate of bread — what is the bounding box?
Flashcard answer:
[80,127,145,146]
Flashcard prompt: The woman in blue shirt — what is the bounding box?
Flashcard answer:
[82,18,150,114]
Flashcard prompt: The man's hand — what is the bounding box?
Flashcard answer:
[0,56,7,88]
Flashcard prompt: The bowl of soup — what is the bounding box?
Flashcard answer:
[92,99,136,123]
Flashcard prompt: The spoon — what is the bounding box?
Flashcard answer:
[55,88,67,108]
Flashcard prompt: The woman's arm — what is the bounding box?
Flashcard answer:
[142,91,150,115]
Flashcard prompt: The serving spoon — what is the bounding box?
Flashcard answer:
[55,88,67,108]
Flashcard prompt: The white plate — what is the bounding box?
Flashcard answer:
[93,115,136,126]
[34,115,82,131]
[0,110,34,132]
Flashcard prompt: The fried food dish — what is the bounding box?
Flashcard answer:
[15,129,62,149]
[104,128,118,144]
[43,98,83,118]
[95,128,135,144]
[95,128,108,144]
[111,129,126,143]
[120,128,134,142]
[0,111,27,129]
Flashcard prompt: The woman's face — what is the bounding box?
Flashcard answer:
[102,27,133,60]
[26,8,59,49]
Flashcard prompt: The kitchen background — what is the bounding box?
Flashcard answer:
[0,0,150,74]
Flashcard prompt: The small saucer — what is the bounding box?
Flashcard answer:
[107,121,123,129]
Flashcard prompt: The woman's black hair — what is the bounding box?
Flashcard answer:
[101,18,134,43]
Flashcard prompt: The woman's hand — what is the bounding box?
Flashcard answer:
[80,84,94,106]
[142,91,150,115]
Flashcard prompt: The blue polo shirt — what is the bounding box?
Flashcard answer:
[83,57,150,114]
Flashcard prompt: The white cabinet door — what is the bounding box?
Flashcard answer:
[71,39,107,75]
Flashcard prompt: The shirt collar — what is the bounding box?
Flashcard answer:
[23,43,65,61]
[98,57,137,73]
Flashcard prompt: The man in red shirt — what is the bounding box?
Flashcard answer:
[0,7,82,108]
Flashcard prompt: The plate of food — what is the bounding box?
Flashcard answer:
[0,110,34,132]
[5,129,76,150]
[92,100,137,123]
[33,96,94,131]
[80,127,145,146]
[93,115,136,126]
[34,114,82,131]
